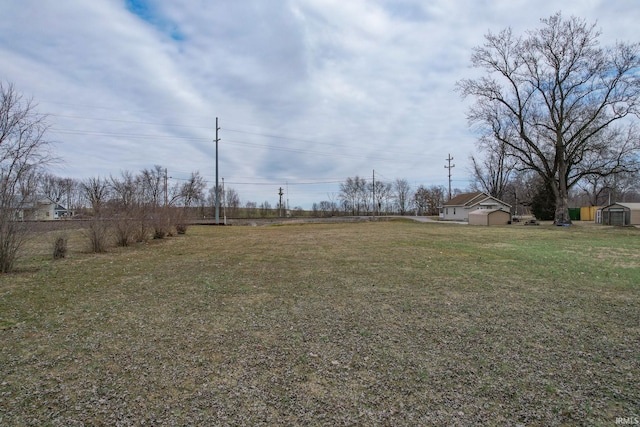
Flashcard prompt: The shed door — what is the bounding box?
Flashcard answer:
[609,209,625,226]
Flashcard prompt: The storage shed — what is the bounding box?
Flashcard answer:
[580,206,600,222]
[468,209,511,226]
[600,202,640,226]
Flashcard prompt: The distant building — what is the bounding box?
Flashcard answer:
[18,197,70,221]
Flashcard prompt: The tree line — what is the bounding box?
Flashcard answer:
[310,177,447,217]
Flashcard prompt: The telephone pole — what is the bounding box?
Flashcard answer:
[372,169,376,216]
[215,117,220,224]
[444,154,455,201]
[278,187,284,217]
[164,168,168,206]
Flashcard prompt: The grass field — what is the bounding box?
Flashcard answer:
[1,220,639,426]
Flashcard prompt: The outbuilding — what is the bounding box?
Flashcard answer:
[599,202,640,226]
[468,208,511,226]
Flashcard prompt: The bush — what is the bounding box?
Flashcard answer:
[84,218,111,253]
[153,228,167,239]
[113,216,135,247]
[176,223,188,234]
[52,235,68,259]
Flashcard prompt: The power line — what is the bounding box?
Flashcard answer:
[49,113,216,130]
[50,127,409,163]
[223,180,343,186]
[49,112,432,159]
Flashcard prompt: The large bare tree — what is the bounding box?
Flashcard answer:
[458,13,640,223]
[0,83,53,272]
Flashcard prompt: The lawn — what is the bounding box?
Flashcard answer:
[1,220,639,426]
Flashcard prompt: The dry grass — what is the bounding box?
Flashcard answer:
[1,220,639,425]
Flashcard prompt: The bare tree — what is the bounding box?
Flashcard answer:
[414,185,446,216]
[370,180,392,215]
[0,83,53,272]
[393,178,413,215]
[457,12,640,224]
[110,171,138,211]
[80,176,112,251]
[39,173,65,204]
[138,165,164,208]
[245,201,257,218]
[260,201,272,217]
[470,135,517,201]
[223,187,241,217]
[109,171,139,246]
[180,171,206,208]
[339,176,367,215]
[81,176,110,216]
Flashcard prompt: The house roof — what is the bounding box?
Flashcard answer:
[443,191,511,208]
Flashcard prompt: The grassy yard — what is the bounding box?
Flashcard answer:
[1,220,639,426]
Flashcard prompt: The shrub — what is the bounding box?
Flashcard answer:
[84,218,111,253]
[52,235,68,259]
[176,223,188,234]
[153,228,167,239]
[113,216,135,247]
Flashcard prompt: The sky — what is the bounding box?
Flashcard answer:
[1,0,639,209]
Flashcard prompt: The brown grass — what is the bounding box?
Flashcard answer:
[1,220,639,425]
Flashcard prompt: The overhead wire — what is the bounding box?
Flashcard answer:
[44,104,474,191]
[47,111,430,159]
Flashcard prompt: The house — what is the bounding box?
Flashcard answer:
[440,191,511,222]
[468,208,511,226]
[599,202,640,226]
[18,197,70,221]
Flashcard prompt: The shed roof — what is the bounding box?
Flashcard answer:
[602,202,640,210]
[468,208,510,217]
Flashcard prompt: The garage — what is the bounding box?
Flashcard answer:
[600,203,640,226]
[468,209,511,226]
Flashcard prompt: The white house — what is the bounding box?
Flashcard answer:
[440,191,512,222]
[18,197,69,221]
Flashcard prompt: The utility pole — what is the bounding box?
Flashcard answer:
[444,154,455,201]
[372,169,376,216]
[164,168,168,206]
[278,187,284,217]
[215,117,220,224]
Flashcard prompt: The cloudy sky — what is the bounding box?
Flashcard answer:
[2,1,639,208]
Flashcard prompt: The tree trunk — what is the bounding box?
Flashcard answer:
[555,192,570,224]
[555,163,571,224]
